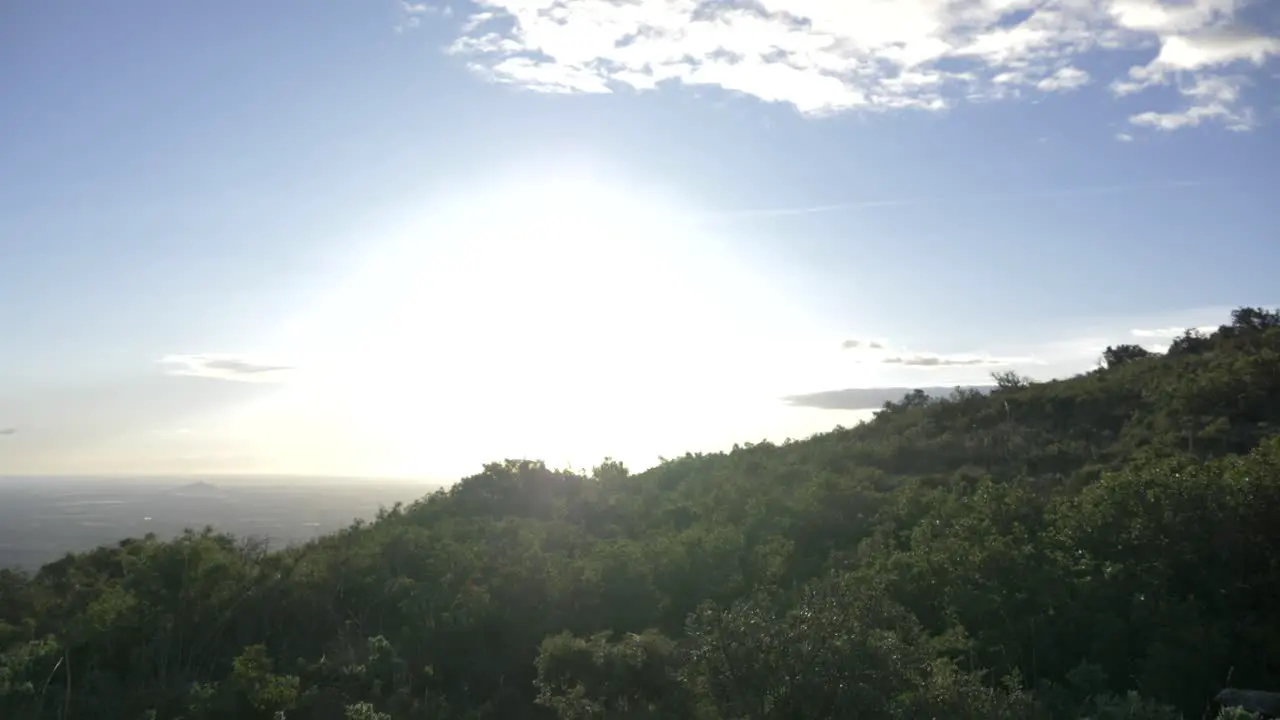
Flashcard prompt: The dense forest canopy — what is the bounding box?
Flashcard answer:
[3,307,1280,719]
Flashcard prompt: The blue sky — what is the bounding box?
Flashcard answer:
[1,0,1277,478]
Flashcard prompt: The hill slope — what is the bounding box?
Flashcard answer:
[3,307,1280,719]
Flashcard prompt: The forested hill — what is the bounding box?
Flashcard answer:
[4,308,1280,720]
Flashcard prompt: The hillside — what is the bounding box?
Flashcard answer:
[3,307,1280,719]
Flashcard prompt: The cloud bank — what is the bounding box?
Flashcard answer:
[160,354,296,383]
[424,0,1278,131]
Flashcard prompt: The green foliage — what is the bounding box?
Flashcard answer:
[345,701,392,720]
[1102,344,1153,369]
[231,644,300,715]
[1079,691,1182,720]
[682,574,1034,719]
[534,630,692,719]
[1215,709,1261,720]
[3,307,1280,718]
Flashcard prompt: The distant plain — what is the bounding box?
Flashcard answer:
[0,476,439,570]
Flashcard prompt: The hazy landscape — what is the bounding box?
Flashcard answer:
[0,476,436,570]
[4,309,1280,719]
[5,0,1278,717]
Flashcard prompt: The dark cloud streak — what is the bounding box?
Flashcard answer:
[160,354,296,382]
[201,359,295,375]
[783,385,992,411]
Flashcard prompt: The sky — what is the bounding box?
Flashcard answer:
[1,0,1277,480]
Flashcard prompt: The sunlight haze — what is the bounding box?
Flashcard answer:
[2,0,1277,479]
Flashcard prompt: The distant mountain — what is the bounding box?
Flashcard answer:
[168,480,228,498]
[782,385,993,411]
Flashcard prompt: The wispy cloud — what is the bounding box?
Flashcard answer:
[842,338,1035,368]
[0,427,16,436]
[1112,25,1280,131]
[709,199,914,220]
[882,353,1028,367]
[698,179,1209,220]
[422,0,1279,132]
[160,354,296,383]
[396,0,451,33]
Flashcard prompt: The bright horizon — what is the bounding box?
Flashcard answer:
[2,0,1277,481]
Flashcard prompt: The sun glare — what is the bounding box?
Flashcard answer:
[269,179,713,473]
[241,175,856,478]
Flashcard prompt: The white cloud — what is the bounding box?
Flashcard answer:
[1116,131,1135,141]
[1117,324,1222,353]
[1130,326,1187,338]
[159,354,296,383]
[1125,72,1260,130]
[1108,0,1236,33]
[1037,66,1091,91]
[1130,102,1233,129]
[474,56,615,93]
[1156,27,1280,69]
[1113,23,1280,130]
[416,0,1278,131]
[1130,325,1217,338]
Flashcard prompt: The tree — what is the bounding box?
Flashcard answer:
[1102,344,1153,369]
[991,370,1032,390]
[1229,306,1280,332]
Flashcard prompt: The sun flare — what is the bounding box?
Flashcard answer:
[278,180,712,472]
[236,176,852,478]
